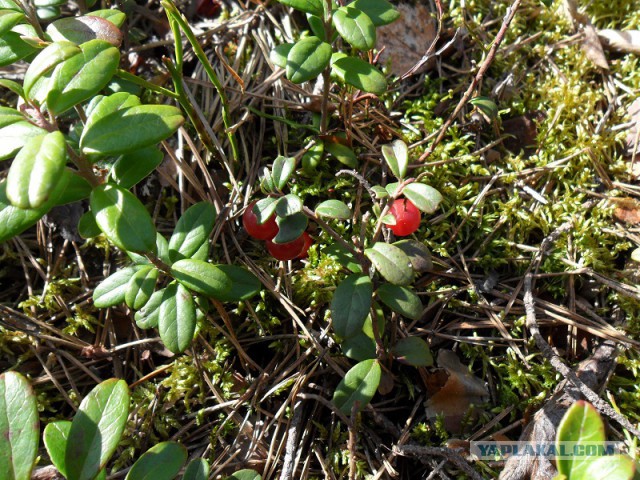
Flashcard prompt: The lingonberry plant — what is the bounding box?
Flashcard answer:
[387,198,421,236]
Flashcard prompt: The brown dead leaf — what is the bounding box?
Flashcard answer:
[376,3,437,77]
[612,197,640,224]
[563,0,609,69]
[425,350,489,433]
[598,29,640,55]
[624,98,640,161]
[501,111,546,156]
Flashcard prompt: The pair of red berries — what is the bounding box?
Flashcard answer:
[387,198,421,236]
[242,201,312,261]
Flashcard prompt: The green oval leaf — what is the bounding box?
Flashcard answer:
[0,371,39,480]
[365,242,413,285]
[43,421,71,478]
[556,401,606,479]
[403,183,443,214]
[169,202,216,262]
[170,259,232,299]
[225,469,262,480]
[213,265,261,302]
[78,210,101,239]
[253,197,278,225]
[0,32,37,67]
[128,233,170,266]
[90,183,157,253]
[0,120,46,161]
[315,199,351,220]
[286,36,331,84]
[331,274,373,339]
[272,155,296,190]
[88,9,126,28]
[376,283,422,320]
[126,441,187,480]
[6,131,67,209]
[391,336,433,367]
[134,287,166,329]
[351,0,400,26]
[125,265,158,309]
[381,139,408,180]
[324,242,362,273]
[331,57,387,94]
[275,193,303,217]
[55,173,92,206]
[583,455,636,480]
[332,359,381,415]
[93,265,143,308]
[273,212,307,244]
[325,140,357,168]
[65,379,129,480]
[470,96,499,121]
[275,0,322,15]
[159,282,196,354]
[182,458,209,480]
[24,41,80,99]
[0,11,24,36]
[393,240,432,272]
[110,146,163,189]
[333,6,376,50]
[270,43,293,69]
[46,16,123,46]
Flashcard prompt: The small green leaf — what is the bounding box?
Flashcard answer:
[43,421,71,478]
[126,442,187,480]
[125,265,158,309]
[93,265,143,308]
[0,10,24,36]
[134,287,166,329]
[55,173,92,206]
[391,336,433,367]
[341,307,384,361]
[65,379,129,480]
[159,282,196,354]
[331,57,387,94]
[403,183,443,214]
[270,43,293,69]
[333,359,381,415]
[381,139,408,179]
[271,155,296,190]
[170,259,232,299]
[384,181,400,197]
[393,240,432,272]
[306,13,325,40]
[0,371,39,480]
[376,283,422,320]
[0,79,25,98]
[286,36,331,84]
[275,194,303,217]
[182,459,209,480]
[253,197,278,224]
[276,0,322,15]
[0,120,46,160]
[90,183,157,253]
[301,142,324,173]
[315,199,351,220]
[273,212,307,244]
[325,140,357,168]
[331,274,373,339]
[128,233,170,266]
[78,210,101,239]
[83,92,140,128]
[556,401,607,479]
[169,202,216,262]
[110,146,163,189]
[0,0,21,11]
[365,242,413,285]
[351,0,400,26]
[470,96,499,121]
[333,6,376,50]
[6,131,67,208]
[24,41,80,99]
[46,16,123,46]
[88,9,126,28]
[0,32,37,67]
[225,469,262,480]
[325,243,362,273]
[371,186,388,199]
[213,265,262,302]
[583,455,636,480]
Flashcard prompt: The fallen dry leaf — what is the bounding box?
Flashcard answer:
[598,29,640,55]
[612,197,640,224]
[425,350,489,433]
[501,111,546,156]
[563,0,609,69]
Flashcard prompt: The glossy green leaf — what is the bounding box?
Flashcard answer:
[333,359,381,415]
[331,274,373,339]
[24,41,80,99]
[583,455,635,480]
[159,282,196,354]
[134,287,166,329]
[371,185,388,199]
[325,140,357,168]
[169,202,216,262]
[88,9,126,28]
[212,265,261,302]
[126,441,187,480]
[253,197,278,225]
[301,142,323,173]
[0,11,24,36]
[365,242,413,285]
[83,92,140,128]
[271,155,296,190]
[331,57,387,94]
[0,106,23,128]
[55,173,92,206]
[393,240,432,272]
[341,331,376,361]
[0,371,39,480]
[170,259,232,299]
[43,421,71,478]
[46,16,123,46]
[125,265,158,309]
[384,181,400,197]
[0,79,25,98]
[36,6,60,20]
[128,233,170,266]
[391,336,433,367]
[286,36,331,84]
[403,183,443,214]
[273,211,307,244]
[0,0,21,11]
[333,6,376,50]
[0,121,46,160]
[65,379,129,480]
[470,96,499,121]
[93,265,143,308]
[275,194,303,217]
[81,100,183,156]
[315,199,351,220]
[182,458,209,480]
[270,43,293,69]
[276,0,322,15]
[90,183,157,253]
[325,242,362,273]
[557,401,606,479]
[306,13,325,40]
[225,470,262,480]
[376,283,422,320]
[0,32,37,67]
[381,139,408,179]
[351,0,400,26]
[6,131,67,208]
[78,210,101,239]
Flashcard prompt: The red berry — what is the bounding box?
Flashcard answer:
[266,235,307,261]
[388,198,421,236]
[296,232,313,259]
[243,201,279,240]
